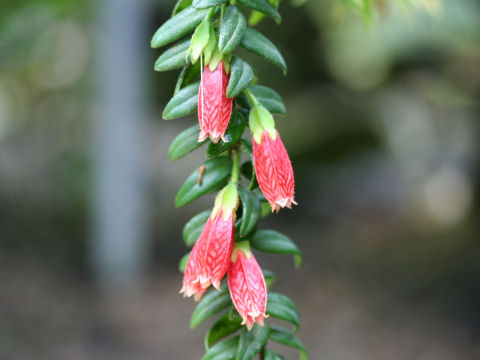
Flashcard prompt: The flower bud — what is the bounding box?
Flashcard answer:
[228,242,268,331]
[198,60,233,143]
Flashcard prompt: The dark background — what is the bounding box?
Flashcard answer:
[1,0,479,359]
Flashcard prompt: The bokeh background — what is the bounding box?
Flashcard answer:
[1,0,480,359]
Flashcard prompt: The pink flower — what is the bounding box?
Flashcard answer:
[198,60,233,143]
[253,130,296,212]
[228,243,268,331]
[180,184,238,301]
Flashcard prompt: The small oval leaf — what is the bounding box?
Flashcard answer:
[154,39,190,72]
[227,56,254,98]
[151,7,208,48]
[205,311,242,349]
[266,292,300,328]
[179,252,190,272]
[206,112,246,157]
[202,336,240,360]
[193,0,229,9]
[239,85,286,114]
[176,156,233,207]
[240,28,287,74]
[163,81,199,120]
[219,6,247,53]
[191,287,231,328]
[235,324,271,360]
[168,124,207,161]
[183,209,211,247]
[250,229,302,267]
[269,325,308,360]
[238,187,261,237]
[237,0,281,23]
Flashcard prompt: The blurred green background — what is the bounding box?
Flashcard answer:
[1,0,479,359]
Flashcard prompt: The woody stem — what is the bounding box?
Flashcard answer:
[244,88,260,107]
[230,148,240,185]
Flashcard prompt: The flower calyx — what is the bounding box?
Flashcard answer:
[249,105,277,144]
[211,183,239,221]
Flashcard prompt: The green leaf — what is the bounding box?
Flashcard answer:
[202,336,240,360]
[179,252,190,272]
[163,81,199,120]
[205,311,242,349]
[219,6,246,53]
[244,84,287,114]
[240,28,287,74]
[168,125,206,161]
[151,7,209,48]
[239,139,259,191]
[260,199,271,217]
[262,268,275,288]
[240,161,258,191]
[227,56,254,98]
[176,156,233,207]
[183,209,211,247]
[175,64,201,95]
[270,325,308,360]
[264,350,285,360]
[154,39,190,72]
[266,292,300,328]
[238,187,261,237]
[250,229,302,267]
[237,0,281,23]
[191,287,232,328]
[172,0,193,16]
[235,324,271,360]
[206,112,246,157]
[181,63,202,90]
[193,0,229,9]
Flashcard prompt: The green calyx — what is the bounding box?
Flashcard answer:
[231,241,252,262]
[212,183,239,221]
[248,105,277,144]
[187,19,212,64]
[203,26,217,65]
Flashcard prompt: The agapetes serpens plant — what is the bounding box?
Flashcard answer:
[152,0,307,358]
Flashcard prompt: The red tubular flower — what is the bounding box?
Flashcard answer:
[228,242,268,331]
[249,105,296,212]
[198,60,233,143]
[180,184,238,301]
[253,130,296,212]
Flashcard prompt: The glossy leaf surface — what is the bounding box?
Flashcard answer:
[168,124,206,161]
[175,156,232,207]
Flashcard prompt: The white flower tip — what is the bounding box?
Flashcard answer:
[198,131,208,142]
[212,280,221,291]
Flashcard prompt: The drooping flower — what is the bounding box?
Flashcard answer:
[198,60,233,143]
[228,242,268,331]
[249,105,296,212]
[180,184,238,301]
